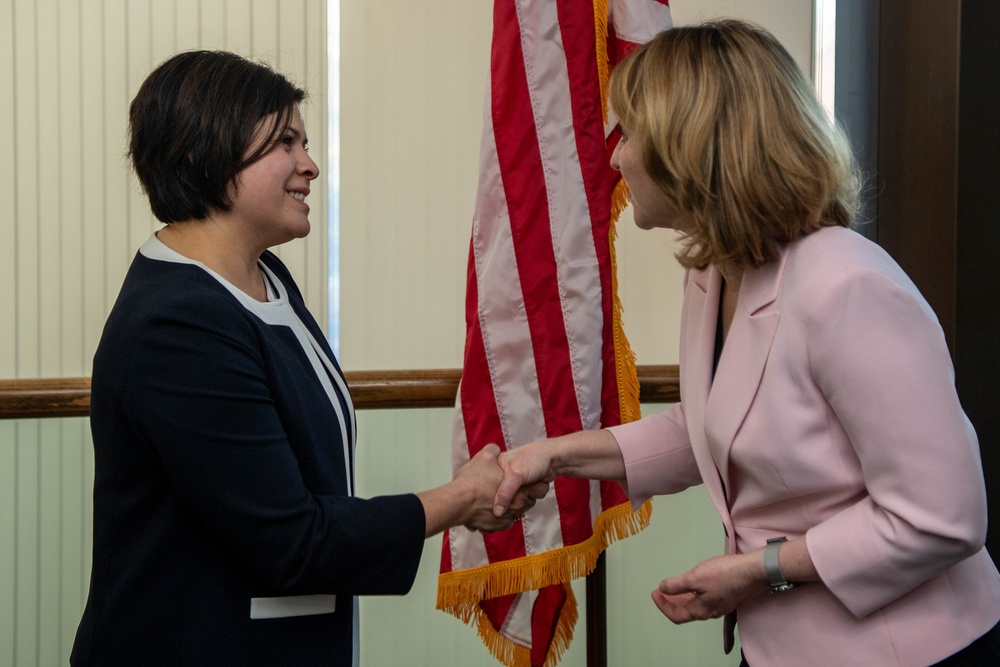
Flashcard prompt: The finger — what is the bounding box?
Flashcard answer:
[479,518,513,533]
[492,472,522,517]
[650,590,692,625]
[503,496,533,519]
[527,481,550,499]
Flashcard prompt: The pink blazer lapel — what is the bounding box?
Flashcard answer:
[679,266,730,510]
[678,253,788,657]
[705,250,788,494]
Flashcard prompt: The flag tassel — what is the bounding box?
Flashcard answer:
[438,500,651,612]
[468,585,578,667]
[609,178,641,426]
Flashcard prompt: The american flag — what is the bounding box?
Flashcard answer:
[437,1,672,665]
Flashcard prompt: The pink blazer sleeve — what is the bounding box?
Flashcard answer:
[607,402,704,510]
[804,265,987,618]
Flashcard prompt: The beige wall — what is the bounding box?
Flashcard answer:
[0,0,813,664]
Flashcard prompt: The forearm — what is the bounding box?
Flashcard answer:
[417,480,474,538]
[653,536,823,623]
[549,429,626,483]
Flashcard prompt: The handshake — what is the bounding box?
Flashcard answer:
[440,443,555,535]
[421,430,620,539]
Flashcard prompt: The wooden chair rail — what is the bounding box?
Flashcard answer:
[0,365,679,420]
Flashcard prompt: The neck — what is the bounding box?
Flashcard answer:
[157,220,267,300]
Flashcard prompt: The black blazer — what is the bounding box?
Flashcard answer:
[72,240,425,666]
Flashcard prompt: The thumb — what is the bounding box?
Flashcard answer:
[477,443,500,461]
[492,468,521,517]
[658,575,693,596]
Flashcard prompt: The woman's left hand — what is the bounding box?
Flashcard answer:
[650,553,766,623]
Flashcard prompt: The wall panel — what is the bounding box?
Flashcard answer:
[0,2,326,665]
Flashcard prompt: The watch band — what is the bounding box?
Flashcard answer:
[764,537,796,593]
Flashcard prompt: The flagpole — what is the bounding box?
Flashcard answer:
[586,553,608,667]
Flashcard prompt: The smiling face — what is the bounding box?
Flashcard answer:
[610,133,689,233]
[227,106,319,250]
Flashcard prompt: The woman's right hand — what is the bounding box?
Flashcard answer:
[493,429,627,517]
[456,444,550,533]
[492,441,559,517]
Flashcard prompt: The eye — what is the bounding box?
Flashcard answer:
[281,135,295,148]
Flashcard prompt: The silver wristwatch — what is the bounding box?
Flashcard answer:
[764,537,796,593]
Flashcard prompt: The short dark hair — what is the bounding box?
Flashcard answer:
[128,50,307,223]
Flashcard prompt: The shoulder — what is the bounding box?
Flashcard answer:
[790,227,904,280]
[114,255,247,326]
[783,227,929,312]
[94,255,263,404]
[788,230,946,370]
[103,255,262,366]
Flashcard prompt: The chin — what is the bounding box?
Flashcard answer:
[289,219,312,239]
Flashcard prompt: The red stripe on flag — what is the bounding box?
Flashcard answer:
[531,585,569,667]
[457,242,502,460]
[458,234,530,566]
[492,0,583,443]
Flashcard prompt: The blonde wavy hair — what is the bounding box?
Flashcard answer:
[609,19,860,270]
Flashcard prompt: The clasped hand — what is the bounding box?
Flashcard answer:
[456,444,550,533]
[651,553,765,623]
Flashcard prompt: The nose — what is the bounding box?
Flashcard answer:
[610,139,622,172]
[300,150,320,180]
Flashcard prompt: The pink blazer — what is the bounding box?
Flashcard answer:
[608,226,1000,667]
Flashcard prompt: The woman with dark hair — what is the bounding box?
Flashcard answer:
[71,50,545,666]
[492,20,1000,667]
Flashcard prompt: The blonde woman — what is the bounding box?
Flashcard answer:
[493,20,1000,667]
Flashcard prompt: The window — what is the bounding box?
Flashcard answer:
[327,0,341,354]
[814,0,837,118]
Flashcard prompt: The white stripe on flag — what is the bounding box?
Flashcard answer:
[611,0,674,43]
[517,0,606,434]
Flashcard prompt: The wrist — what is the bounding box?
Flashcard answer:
[451,475,480,525]
[763,537,796,593]
[548,438,567,477]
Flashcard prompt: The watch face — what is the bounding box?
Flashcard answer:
[769,582,797,593]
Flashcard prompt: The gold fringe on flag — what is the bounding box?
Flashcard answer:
[593,0,612,125]
[598,0,642,429]
[609,178,641,426]
[438,500,651,608]
[470,584,578,667]
[437,500,652,667]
